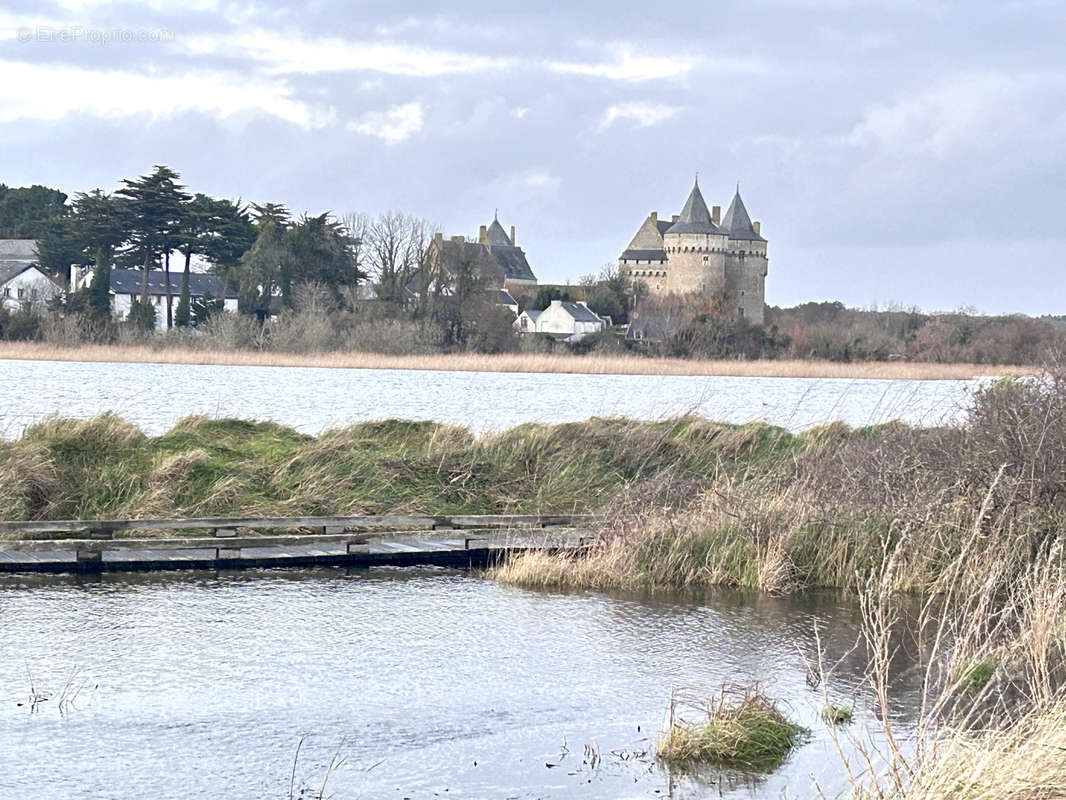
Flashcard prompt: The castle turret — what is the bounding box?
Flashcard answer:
[721,188,768,325]
[662,178,727,296]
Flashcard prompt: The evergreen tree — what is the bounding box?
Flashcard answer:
[174,267,191,327]
[115,166,190,327]
[88,249,112,319]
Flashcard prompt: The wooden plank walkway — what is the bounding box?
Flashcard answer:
[0,514,598,573]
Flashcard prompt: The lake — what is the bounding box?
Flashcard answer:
[0,358,980,437]
[0,568,920,799]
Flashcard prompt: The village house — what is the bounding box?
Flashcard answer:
[0,239,62,312]
[514,299,608,342]
[69,265,238,330]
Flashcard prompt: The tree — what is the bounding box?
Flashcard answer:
[367,211,412,305]
[0,183,69,238]
[287,213,365,307]
[236,217,292,315]
[174,268,191,327]
[115,166,191,327]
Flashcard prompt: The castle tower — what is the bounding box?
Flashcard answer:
[719,188,768,325]
[661,178,728,296]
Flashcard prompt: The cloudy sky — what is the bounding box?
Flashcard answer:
[2,0,1064,314]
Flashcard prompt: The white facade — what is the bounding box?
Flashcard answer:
[69,265,238,330]
[1,266,61,312]
[528,300,607,342]
[109,292,238,331]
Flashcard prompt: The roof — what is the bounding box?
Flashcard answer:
[0,239,40,284]
[720,189,765,242]
[666,180,723,235]
[521,308,541,321]
[559,301,602,323]
[0,262,39,284]
[497,288,517,306]
[620,248,667,261]
[484,217,512,246]
[109,268,237,299]
[0,239,38,260]
[488,244,536,282]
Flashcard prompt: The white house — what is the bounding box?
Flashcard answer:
[513,308,541,333]
[70,265,238,330]
[521,300,607,342]
[0,239,61,312]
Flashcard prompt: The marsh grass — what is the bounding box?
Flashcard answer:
[657,685,808,770]
[0,341,1021,380]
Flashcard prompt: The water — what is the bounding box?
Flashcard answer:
[0,358,980,437]
[0,568,922,799]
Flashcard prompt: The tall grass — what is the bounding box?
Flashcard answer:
[0,340,1020,379]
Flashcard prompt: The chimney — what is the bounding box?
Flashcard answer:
[753,221,761,236]
[671,214,680,223]
[711,206,721,225]
[451,235,466,244]
[510,225,516,246]
[478,224,487,243]
[433,231,443,245]
[650,211,657,222]
[69,264,80,289]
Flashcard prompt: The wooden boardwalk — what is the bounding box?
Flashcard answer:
[0,514,598,573]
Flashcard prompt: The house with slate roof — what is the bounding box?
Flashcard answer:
[0,239,61,312]
[70,265,238,330]
[523,299,608,342]
[619,179,768,324]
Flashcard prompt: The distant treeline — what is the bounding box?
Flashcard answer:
[2,173,1063,365]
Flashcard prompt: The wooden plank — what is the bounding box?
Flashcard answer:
[0,513,600,538]
[0,527,594,554]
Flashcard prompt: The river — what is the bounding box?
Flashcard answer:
[0,567,921,799]
[1,358,979,437]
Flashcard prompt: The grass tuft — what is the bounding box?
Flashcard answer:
[657,685,808,770]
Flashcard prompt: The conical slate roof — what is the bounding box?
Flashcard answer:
[666,180,722,235]
[720,189,765,242]
[485,216,512,246]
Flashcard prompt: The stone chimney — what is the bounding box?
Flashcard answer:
[711,206,721,225]
[451,235,465,244]
[753,221,761,236]
[510,225,516,246]
[433,231,443,245]
[650,211,657,223]
[671,214,680,223]
[478,224,487,244]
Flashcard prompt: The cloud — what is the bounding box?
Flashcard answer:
[493,168,562,193]
[844,70,1066,160]
[0,59,329,127]
[548,50,695,81]
[598,102,683,130]
[346,102,424,143]
[180,29,511,76]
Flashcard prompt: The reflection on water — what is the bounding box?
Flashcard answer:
[0,358,979,437]
[0,568,926,799]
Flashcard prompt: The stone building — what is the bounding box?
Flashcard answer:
[426,213,538,296]
[618,180,768,325]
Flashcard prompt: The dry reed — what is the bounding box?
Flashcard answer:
[0,341,1023,380]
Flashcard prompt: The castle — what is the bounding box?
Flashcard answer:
[618,179,768,325]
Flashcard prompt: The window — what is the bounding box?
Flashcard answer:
[17,288,25,299]
[2,287,9,298]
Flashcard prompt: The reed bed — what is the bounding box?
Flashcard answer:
[0,341,1020,379]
